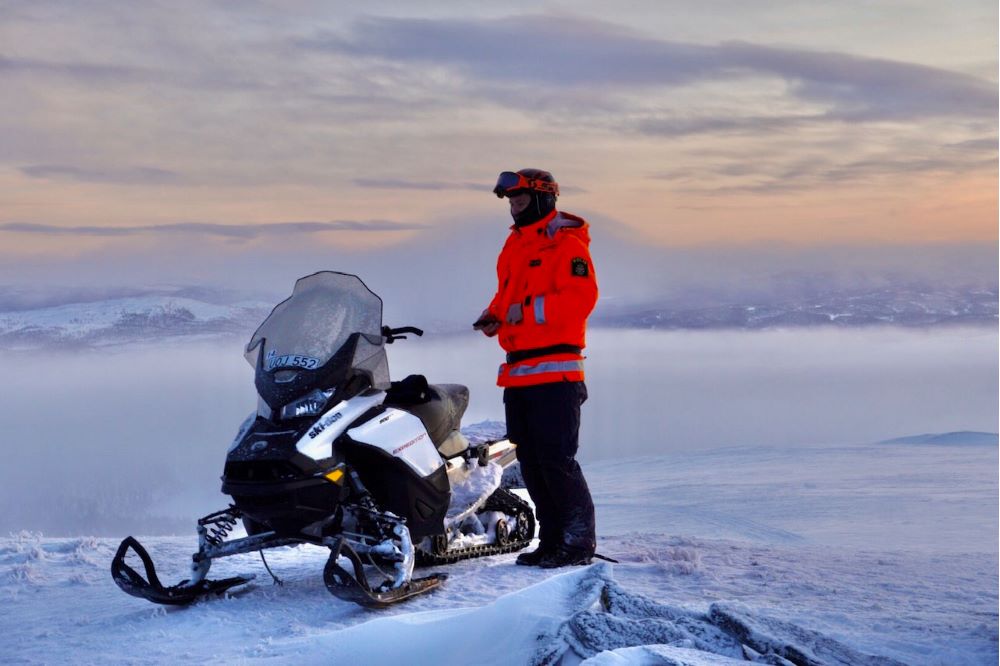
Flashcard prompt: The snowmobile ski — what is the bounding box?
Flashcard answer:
[111,536,254,606]
[323,536,447,608]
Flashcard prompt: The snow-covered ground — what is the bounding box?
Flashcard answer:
[3,435,995,665]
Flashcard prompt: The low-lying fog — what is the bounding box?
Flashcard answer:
[3,326,996,535]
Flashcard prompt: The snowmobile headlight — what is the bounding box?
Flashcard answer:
[280,388,335,420]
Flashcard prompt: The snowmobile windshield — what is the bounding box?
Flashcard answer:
[245,273,390,407]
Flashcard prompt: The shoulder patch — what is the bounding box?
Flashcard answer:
[570,257,589,277]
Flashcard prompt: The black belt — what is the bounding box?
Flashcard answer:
[506,344,582,364]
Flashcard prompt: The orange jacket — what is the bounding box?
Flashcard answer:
[486,210,598,387]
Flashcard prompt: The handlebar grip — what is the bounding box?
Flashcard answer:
[382,325,424,342]
[392,326,424,337]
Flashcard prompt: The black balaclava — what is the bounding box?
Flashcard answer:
[511,190,556,227]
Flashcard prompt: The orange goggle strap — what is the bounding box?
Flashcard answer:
[493,172,560,198]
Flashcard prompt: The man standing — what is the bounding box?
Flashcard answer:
[475,168,598,568]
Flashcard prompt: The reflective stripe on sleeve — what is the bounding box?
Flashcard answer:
[508,359,584,377]
[534,295,546,324]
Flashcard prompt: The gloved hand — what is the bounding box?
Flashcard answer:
[473,309,500,337]
[506,303,523,325]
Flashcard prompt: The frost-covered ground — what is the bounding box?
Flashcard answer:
[3,434,996,665]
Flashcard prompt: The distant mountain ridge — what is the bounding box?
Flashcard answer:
[879,431,998,446]
[593,285,997,330]
[0,283,995,350]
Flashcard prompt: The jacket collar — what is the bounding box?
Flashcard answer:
[510,210,582,238]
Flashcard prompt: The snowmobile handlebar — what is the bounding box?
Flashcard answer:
[382,326,424,343]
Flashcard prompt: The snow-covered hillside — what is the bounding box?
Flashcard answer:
[3,431,996,665]
[2,283,995,350]
[0,293,270,349]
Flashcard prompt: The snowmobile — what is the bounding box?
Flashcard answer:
[111,271,534,608]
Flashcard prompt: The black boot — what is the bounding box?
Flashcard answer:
[515,544,553,566]
[516,524,560,567]
[537,545,593,569]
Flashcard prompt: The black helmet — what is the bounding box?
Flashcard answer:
[494,168,559,227]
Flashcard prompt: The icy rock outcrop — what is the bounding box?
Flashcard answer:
[539,574,908,666]
[552,579,744,662]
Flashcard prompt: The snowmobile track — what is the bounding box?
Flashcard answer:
[416,488,535,566]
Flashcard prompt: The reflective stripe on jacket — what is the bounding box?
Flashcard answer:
[497,352,586,388]
[487,210,598,387]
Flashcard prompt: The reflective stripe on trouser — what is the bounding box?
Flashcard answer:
[497,355,584,387]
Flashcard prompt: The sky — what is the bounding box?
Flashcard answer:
[0,1,997,301]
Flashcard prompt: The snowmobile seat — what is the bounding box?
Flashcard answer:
[385,375,469,450]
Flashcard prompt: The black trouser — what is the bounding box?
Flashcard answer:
[504,381,595,553]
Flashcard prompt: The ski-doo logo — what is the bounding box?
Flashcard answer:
[308,412,342,439]
[266,349,321,371]
[392,433,427,456]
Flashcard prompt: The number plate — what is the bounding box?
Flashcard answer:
[266,350,321,371]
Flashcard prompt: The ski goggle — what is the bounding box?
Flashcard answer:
[493,171,560,198]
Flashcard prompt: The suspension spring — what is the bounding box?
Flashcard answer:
[198,506,241,548]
